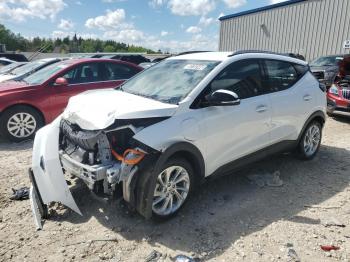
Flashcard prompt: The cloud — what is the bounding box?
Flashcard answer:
[270,0,288,3]
[149,0,247,16]
[0,0,66,22]
[160,31,169,36]
[75,1,82,5]
[103,29,145,42]
[186,26,202,34]
[168,0,216,16]
[51,30,74,39]
[58,19,74,30]
[222,0,246,8]
[199,16,215,27]
[85,9,131,30]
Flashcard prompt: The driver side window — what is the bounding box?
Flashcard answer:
[209,59,264,100]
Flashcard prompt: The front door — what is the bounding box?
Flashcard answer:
[195,59,272,176]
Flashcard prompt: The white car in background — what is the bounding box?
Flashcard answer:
[0,58,63,83]
[29,51,326,229]
[0,62,27,75]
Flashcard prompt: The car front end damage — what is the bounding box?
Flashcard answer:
[29,115,164,229]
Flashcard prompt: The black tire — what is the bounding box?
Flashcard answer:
[0,105,44,142]
[297,121,322,160]
[151,157,195,220]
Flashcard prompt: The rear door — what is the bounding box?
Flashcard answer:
[262,59,314,143]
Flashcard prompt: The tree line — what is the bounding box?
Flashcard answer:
[0,24,156,53]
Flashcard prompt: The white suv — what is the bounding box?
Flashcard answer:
[29,51,326,228]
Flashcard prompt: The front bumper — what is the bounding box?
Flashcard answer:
[29,118,82,229]
[327,95,350,113]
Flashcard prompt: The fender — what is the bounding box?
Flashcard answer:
[133,141,205,219]
[297,110,326,143]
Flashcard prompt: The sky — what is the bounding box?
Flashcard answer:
[0,0,287,52]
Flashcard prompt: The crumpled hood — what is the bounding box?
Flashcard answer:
[62,89,178,130]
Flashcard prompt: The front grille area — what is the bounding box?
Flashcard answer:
[342,89,350,100]
[312,71,325,80]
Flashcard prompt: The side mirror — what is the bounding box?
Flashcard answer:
[206,89,240,106]
[54,77,68,86]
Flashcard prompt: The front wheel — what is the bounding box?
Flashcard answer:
[297,121,322,160]
[152,158,194,219]
[0,106,44,142]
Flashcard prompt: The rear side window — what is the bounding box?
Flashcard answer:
[208,59,264,99]
[294,64,309,77]
[102,63,139,80]
[264,60,299,92]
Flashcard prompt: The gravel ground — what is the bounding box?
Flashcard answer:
[0,116,350,262]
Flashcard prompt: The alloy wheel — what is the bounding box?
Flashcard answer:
[152,165,190,216]
[7,112,37,138]
[303,124,321,157]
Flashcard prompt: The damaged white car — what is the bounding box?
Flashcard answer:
[30,51,326,229]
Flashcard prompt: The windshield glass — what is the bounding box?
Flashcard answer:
[310,56,344,67]
[24,62,69,85]
[0,63,23,74]
[121,59,219,104]
[10,60,51,76]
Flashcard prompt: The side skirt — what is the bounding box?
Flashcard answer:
[208,140,298,179]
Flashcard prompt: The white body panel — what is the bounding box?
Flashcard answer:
[31,117,81,215]
[0,74,15,83]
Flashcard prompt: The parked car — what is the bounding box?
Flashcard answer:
[29,51,326,228]
[327,57,350,116]
[0,58,142,141]
[0,58,64,83]
[0,62,26,75]
[0,53,28,62]
[310,54,350,87]
[0,57,15,67]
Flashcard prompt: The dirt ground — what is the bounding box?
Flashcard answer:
[0,116,350,262]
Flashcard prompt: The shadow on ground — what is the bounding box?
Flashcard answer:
[48,144,350,259]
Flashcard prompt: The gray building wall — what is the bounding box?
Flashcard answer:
[219,0,350,61]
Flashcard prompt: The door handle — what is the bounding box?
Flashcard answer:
[256,105,268,113]
[303,95,312,101]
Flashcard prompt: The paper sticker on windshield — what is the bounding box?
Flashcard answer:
[336,57,344,60]
[184,64,207,71]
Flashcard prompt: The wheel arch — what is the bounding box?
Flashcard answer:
[298,110,326,142]
[133,141,205,219]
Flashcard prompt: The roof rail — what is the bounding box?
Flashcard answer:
[228,50,306,60]
[228,50,283,57]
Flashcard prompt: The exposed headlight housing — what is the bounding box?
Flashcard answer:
[329,84,339,96]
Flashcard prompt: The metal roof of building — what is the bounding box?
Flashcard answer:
[219,0,308,21]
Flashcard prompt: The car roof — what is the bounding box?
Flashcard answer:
[169,52,232,61]
[56,57,138,66]
[169,51,307,65]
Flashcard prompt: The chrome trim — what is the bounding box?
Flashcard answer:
[342,89,350,100]
[67,79,126,86]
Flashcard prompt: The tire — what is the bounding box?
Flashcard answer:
[151,158,195,219]
[297,121,322,160]
[0,105,44,142]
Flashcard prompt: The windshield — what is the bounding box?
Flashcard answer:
[10,60,52,76]
[24,62,69,85]
[0,63,23,74]
[310,56,344,67]
[120,59,219,104]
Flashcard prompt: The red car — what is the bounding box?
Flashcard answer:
[0,58,142,141]
[327,57,350,116]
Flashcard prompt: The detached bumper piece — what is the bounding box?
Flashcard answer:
[28,168,47,230]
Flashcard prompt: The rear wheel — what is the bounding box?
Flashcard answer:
[297,121,322,160]
[0,106,44,142]
[152,158,194,219]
